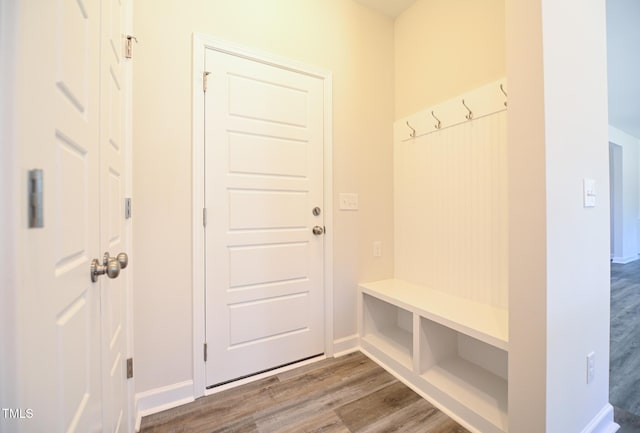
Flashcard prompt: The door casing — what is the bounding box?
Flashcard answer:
[191,33,334,398]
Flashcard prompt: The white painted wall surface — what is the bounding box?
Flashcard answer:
[132,0,395,398]
[609,126,640,263]
[508,0,613,431]
[394,0,506,119]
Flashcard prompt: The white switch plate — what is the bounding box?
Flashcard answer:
[339,193,359,210]
[583,178,596,208]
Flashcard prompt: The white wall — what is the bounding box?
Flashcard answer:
[507,0,613,431]
[395,0,506,118]
[132,0,395,399]
[609,126,640,263]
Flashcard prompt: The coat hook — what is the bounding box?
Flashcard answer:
[462,99,473,120]
[406,121,416,138]
[431,111,441,130]
[500,84,507,107]
[125,35,138,59]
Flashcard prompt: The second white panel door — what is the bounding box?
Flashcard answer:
[204,48,325,387]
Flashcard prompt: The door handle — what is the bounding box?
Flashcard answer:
[90,252,129,282]
[115,252,128,269]
[312,226,325,236]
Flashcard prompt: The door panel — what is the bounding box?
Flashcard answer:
[228,133,308,177]
[228,190,308,229]
[229,242,309,287]
[205,49,325,387]
[100,0,128,431]
[15,0,102,431]
[228,294,310,344]
[227,74,309,126]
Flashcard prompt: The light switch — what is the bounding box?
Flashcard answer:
[339,193,359,210]
[583,179,596,208]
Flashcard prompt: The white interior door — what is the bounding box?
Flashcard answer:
[204,48,325,387]
[15,1,103,431]
[100,0,129,431]
[12,1,130,432]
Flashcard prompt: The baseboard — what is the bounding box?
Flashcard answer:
[611,254,639,264]
[134,380,195,432]
[333,334,359,357]
[580,404,620,433]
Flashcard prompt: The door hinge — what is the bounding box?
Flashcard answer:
[204,343,208,362]
[124,35,138,59]
[124,197,132,219]
[203,71,211,93]
[126,358,134,379]
[203,208,207,227]
[28,169,44,229]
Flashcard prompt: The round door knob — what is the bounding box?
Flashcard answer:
[116,252,128,269]
[312,225,325,236]
[105,258,121,279]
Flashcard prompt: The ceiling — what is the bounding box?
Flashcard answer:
[353,0,417,18]
[354,0,639,139]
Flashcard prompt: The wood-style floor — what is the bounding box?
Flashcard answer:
[140,352,469,433]
[611,261,640,433]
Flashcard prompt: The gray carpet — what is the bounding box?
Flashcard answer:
[611,261,640,431]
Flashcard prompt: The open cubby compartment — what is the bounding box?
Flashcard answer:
[419,317,508,433]
[361,293,414,370]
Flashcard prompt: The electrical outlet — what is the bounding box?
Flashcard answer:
[587,352,595,384]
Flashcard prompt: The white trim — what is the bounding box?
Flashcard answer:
[0,0,18,414]
[134,381,195,432]
[123,1,135,432]
[332,335,359,357]
[191,33,207,400]
[579,404,619,433]
[611,255,639,264]
[191,33,334,396]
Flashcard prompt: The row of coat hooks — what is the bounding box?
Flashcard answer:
[406,83,507,138]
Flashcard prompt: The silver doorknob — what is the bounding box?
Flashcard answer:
[116,252,128,269]
[312,225,325,236]
[90,252,128,282]
[91,253,120,282]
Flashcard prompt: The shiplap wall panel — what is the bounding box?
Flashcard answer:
[394,110,508,309]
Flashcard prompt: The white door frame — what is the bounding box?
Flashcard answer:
[0,0,18,410]
[191,33,334,398]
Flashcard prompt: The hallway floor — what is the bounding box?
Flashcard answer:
[611,260,640,432]
[140,352,468,433]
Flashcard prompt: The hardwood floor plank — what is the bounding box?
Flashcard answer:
[334,381,422,431]
[140,352,468,433]
[251,354,397,431]
[358,399,468,433]
[256,409,349,433]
